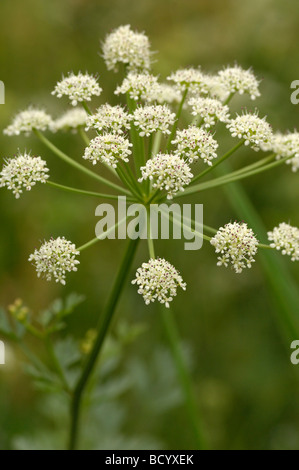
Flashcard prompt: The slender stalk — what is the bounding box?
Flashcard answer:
[116,165,143,201]
[69,238,139,450]
[146,209,155,258]
[78,126,90,146]
[120,162,144,198]
[82,102,93,115]
[174,154,293,199]
[77,216,128,252]
[191,140,244,185]
[167,88,188,152]
[46,181,133,201]
[33,129,130,195]
[160,306,206,449]
[152,130,162,156]
[161,209,211,243]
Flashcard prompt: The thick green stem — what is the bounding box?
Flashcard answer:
[33,129,130,195]
[69,238,139,450]
[160,306,206,449]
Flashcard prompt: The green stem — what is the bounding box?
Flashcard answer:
[146,209,155,258]
[78,216,128,252]
[167,88,188,152]
[161,209,211,243]
[33,129,130,195]
[175,154,292,199]
[160,306,206,449]
[69,238,139,450]
[191,140,244,185]
[82,102,93,115]
[152,130,162,156]
[116,165,143,201]
[78,126,90,146]
[46,181,133,201]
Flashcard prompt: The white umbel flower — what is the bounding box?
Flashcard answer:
[0,152,49,199]
[267,223,299,261]
[204,75,231,102]
[218,65,261,100]
[272,132,299,172]
[155,84,182,105]
[115,73,160,102]
[102,24,152,72]
[172,126,218,165]
[167,68,209,94]
[52,108,87,132]
[210,222,259,273]
[85,104,132,134]
[4,107,53,136]
[188,96,230,128]
[132,258,186,308]
[139,153,193,199]
[29,237,80,285]
[133,105,176,137]
[227,112,273,151]
[52,72,102,106]
[83,134,132,168]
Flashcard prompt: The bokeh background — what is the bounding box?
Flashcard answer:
[1,0,299,450]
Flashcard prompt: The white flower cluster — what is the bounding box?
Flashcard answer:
[133,105,176,137]
[29,237,80,285]
[4,108,53,136]
[132,258,186,308]
[218,65,261,100]
[83,134,132,168]
[155,84,182,105]
[0,153,49,199]
[188,96,230,128]
[172,126,218,165]
[139,153,193,199]
[272,132,299,172]
[52,108,87,132]
[210,222,259,273]
[102,25,152,72]
[204,75,230,102]
[227,112,273,151]
[115,73,160,102]
[267,223,299,261]
[52,72,102,106]
[167,68,209,94]
[85,104,132,134]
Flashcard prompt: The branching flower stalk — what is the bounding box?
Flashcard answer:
[2,24,299,450]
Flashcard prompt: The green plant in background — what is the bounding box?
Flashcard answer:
[1,24,299,450]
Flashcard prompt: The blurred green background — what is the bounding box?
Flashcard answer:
[1,0,299,450]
